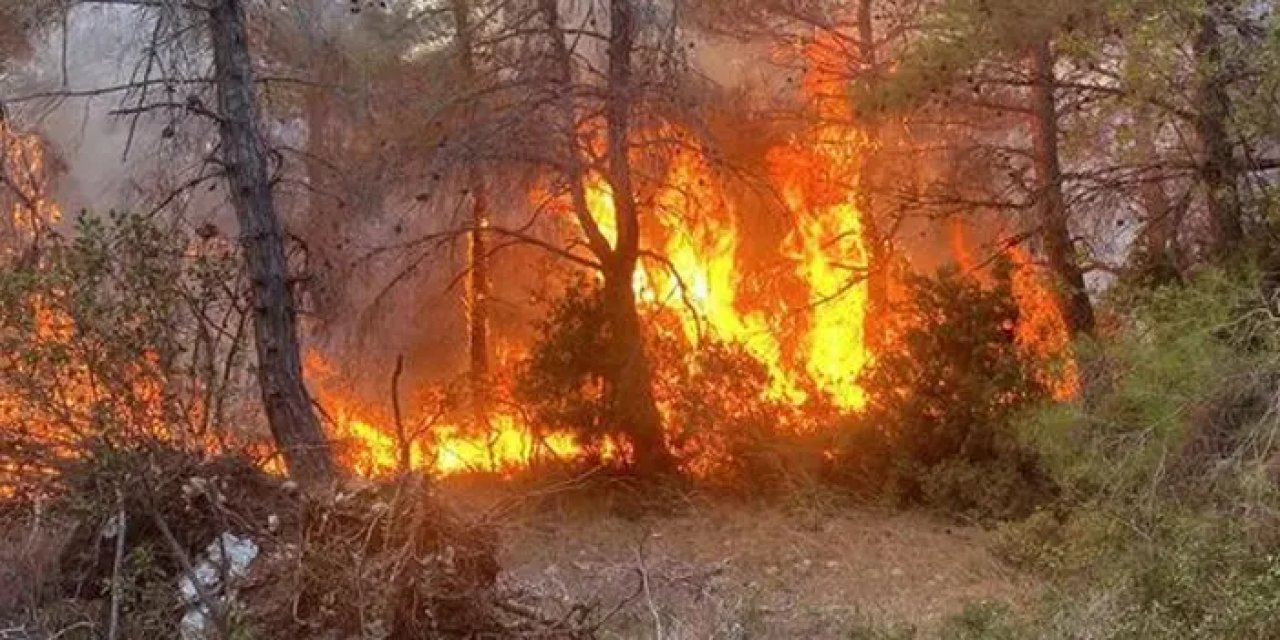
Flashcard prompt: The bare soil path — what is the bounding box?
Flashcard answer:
[465,492,1034,639]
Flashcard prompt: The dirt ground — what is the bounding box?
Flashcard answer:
[456,487,1035,639]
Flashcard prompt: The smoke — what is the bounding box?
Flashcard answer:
[8,5,192,216]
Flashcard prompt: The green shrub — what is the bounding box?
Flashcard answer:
[996,266,1280,638]
[832,265,1055,520]
[0,211,254,494]
[514,279,616,457]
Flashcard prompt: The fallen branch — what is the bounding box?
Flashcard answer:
[106,489,127,640]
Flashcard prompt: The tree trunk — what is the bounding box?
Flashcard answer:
[466,179,491,414]
[602,267,673,476]
[603,0,675,476]
[539,0,612,259]
[1133,113,1183,284]
[451,0,492,420]
[1194,0,1244,256]
[538,0,674,476]
[853,0,891,352]
[1029,38,1095,336]
[209,0,336,488]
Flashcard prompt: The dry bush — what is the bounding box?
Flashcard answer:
[0,501,71,622]
[0,212,258,495]
[11,441,595,639]
[243,479,509,639]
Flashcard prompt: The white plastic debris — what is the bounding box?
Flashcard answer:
[178,533,259,640]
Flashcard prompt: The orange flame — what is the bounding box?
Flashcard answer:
[1,120,60,257]
[1009,247,1080,400]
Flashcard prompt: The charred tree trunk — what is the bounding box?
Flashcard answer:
[537,0,674,476]
[1194,0,1245,256]
[604,0,675,477]
[466,182,492,412]
[1029,38,1095,336]
[451,0,492,421]
[209,0,335,487]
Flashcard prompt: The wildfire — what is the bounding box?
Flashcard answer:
[1009,247,1080,400]
[1,119,61,258]
[0,55,1079,486]
[0,40,1079,485]
[304,352,593,477]
[782,201,870,409]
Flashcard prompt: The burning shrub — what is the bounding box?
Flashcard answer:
[833,265,1055,519]
[517,280,828,490]
[653,336,825,492]
[0,211,256,495]
[515,280,617,462]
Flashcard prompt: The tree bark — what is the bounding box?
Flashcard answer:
[853,0,891,352]
[1133,113,1183,284]
[604,0,675,477]
[209,0,335,488]
[451,0,492,421]
[1194,0,1245,256]
[602,267,672,477]
[537,0,674,476]
[1029,38,1095,336]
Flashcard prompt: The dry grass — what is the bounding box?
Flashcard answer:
[448,483,1035,639]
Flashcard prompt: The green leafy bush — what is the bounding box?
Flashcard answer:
[0,212,255,494]
[994,266,1280,638]
[831,266,1054,520]
[514,279,617,460]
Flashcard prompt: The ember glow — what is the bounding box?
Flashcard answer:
[1,120,60,257]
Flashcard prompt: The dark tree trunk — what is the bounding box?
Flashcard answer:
[602,268,672,476]
[1194,0,1245,256]
[603,0,675,477]
[466,179,491,410]
[539,0,611,258]
[1029,38,1095,336]
[209,0,335,488]
[536,0,674,476]
[451,0,492,420]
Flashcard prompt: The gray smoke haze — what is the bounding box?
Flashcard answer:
[8,5,192,215]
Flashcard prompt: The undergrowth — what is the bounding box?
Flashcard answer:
[983,267,1280,638]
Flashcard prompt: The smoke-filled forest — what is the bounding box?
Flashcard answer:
[2,0,1280,637]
